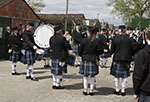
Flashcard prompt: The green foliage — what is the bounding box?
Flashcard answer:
[107,0,150,25]
[25,0,45,13]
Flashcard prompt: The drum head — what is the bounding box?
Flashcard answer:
[34,25,54,48]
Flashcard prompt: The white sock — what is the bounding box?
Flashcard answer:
[114,78,120,92]
[56,76,62,86]
[121,78,127,93]
[52,74,57,86]
[45,58,50,65]
[12,63,16,73]
[83,77,88,92]
[90,77,95,92]
[28,65,34,78]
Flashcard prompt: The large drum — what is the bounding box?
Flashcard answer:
[34,24,54,60]
[34,24,54,48]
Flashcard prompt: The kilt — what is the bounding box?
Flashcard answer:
[51,59,67,75]
[44,48,50,57]
[73,43,79,54]
[9,50,20,62]
[110,61,130,78]
[79,60,98,77]
[21,51,36,65]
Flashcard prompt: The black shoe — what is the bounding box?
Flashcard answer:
[83,92,88,95]
[89,92,94,96]
[44,65,51,68]
[121,92,126,96]
[113,91,120,95]
[31,77,39,81]
[12,72,20,75]
[52,85,56,89]
[56,86,64,89]
[26,76,31,79]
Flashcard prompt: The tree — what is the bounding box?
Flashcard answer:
[25,0,45,13]
[107,0,150,25]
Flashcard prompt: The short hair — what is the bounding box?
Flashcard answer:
[145,28,150,40]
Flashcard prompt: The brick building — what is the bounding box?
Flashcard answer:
[0,0,40,59]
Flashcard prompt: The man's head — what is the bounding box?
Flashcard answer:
[26,23,34,31]
[145,28,150,42]
[6,26,10,32]
[127,27,133,34]
[65,31,69,35]
[102,28,107,35]
[11,27,18,34]
[75,24,80,30]
[54,25,62,34]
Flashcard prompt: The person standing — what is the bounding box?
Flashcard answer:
[71,24,83,66]
[109,32,138,96]
[127,27,138,72]
[133,29,150,102]
[8,27,22,75]
[99,29,110,68]
[23,23,38,81]
[50,25,71,89]
[79,28,103,95]
[5,26,11,60]
[138,28,147,50]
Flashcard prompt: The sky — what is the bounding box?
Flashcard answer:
[41,0,124,26]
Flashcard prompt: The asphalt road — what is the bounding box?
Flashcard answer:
[0,58,136,102]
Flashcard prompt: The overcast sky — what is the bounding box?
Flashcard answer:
[41,0,124,26]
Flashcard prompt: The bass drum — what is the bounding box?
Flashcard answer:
[34,24,54,48]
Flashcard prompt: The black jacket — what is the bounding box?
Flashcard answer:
[110,34,138,62]
[133,45,150,96]
[138,35,147,50]
[23,30,35,51]
[78,38,103,63]
[98,34,109,50]
[71,30,83,44]
[8,34,22,50]
[50,34,71,61]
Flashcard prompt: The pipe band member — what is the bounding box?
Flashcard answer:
[23,23,38,81]
[109,31,138,96]
[133,29,150,102]
[71,24,83,66]
[8,27,22,75]
[50,25,71,89]
[78,27,103,96]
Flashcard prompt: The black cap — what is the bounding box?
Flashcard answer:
[27,22,34,27]
[54,25,61,32]
[102,28,107,32]
[127,27,133,30]
[76,24,80,26]
[89,27,97,35]
[11,27,18,31]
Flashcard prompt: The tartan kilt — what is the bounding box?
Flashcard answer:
[44,48,50,57]
[79,60,99,77]
[110,61,130,78]
[73,43,79,54]
[9,50,20,62]
[20,51,36,65]
[51,59,67,75]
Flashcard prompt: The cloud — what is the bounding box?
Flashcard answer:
[41,0,124,25]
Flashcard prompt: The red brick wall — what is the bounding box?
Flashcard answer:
[0,0,40,26]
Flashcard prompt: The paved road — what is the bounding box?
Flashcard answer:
[0,58,136,102]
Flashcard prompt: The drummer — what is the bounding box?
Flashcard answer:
[23,23,39,81]
[50,25,71,89]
